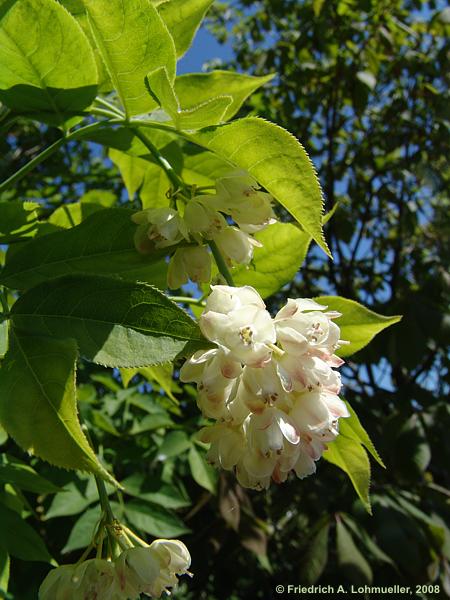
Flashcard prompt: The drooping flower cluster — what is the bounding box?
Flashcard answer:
[39,539,191,600]
[132,171,276,289]
[180,285,350,490]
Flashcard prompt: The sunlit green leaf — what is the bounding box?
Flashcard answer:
[0,201,39,243]
[323,434,371,513]
[0,331,113,482]
[10,275,207,367]
[339,401,385,468]
[175,71,274,121]
[233,222,311,298]
[146,67,232,129]
[315,296,402,357]
[84,0,176,116]
[0,208,167,290]
[0,0,98,124]
[158,0,213,57]
[191,117,329,256]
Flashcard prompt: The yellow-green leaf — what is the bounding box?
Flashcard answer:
[84,0,176,116]
[323,434,372,513]
[191,117,329,256]
[315,296,402,357]
[0,331,114,483]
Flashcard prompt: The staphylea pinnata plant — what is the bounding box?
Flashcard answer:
[0,0,402,597]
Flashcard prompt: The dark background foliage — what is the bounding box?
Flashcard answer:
[1,0,449,598]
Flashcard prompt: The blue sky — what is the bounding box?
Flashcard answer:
[178,26,234,74]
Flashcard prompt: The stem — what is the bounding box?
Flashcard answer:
[121,525,149,547]
[95,474,115,524]
[0,121,110,193]
[170,295,206,306]
[208,239,235,286]
[90,107,125,120]
[132,127,187,192]
[94,97,125,118]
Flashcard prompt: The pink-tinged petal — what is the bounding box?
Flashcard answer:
[327,354,345,368]
[220,358,242,379]
[323,394,350,418]
[293,451,316,479]
[275,412,300,445]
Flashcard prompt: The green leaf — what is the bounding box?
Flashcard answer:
[48,203,102,229]
[323,434,371,513]
[121,473,190,509]
[62,505,101,554]
[124,499,190,537]
[0,320,8,359]
[176,96,232,130]
[314,296,402,358]
[84,0,176,117]
[0,424,7,446]
[146,67,232,129]
[0,331,113,482]
[191,117,329,256]
[0,548,9,596]
[139,363,180,402]
[181,145,233,187]
[339,401,385,468]
[110,149,171,208]
[298,518,330,584]
[0,208,168,290]
[233,222,311,298]
[0,456,61,494]
[336,519,373,584]
[130,414,175,434]
[80,189,117,207]
[158,0,213,57]
[188,445,217,494]
[157,431,191,459]
[10,275,206,367]
[45,478,101,519]
[175,71,274,121]
[0,502,52,562]
[340,514,397,569]
[0,0,98,125]
[0,201,39,243]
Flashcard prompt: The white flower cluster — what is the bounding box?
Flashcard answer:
[39,539,191,600]
[132,171,276,289]
[181,286,350,490]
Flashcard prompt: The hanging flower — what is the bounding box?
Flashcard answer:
[182,285,350,490]
[116,540,191,599]
[199,285,276,367]
[132,170,278,288]
[39,559,120,600]
[167,245,211,289]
